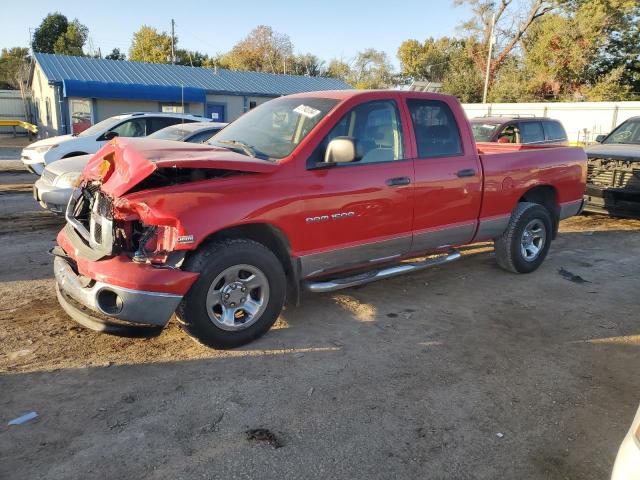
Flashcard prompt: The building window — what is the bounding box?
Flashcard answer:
[45,98,51,125]
[249,101,257,110]
[161,104,184,113]
[69,98,92,135]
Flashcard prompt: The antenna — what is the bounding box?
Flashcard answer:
[482,13,496,104]
[171,19,176,64]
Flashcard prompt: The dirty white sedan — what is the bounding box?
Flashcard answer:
[33,121,227,214]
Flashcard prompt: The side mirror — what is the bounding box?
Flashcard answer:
[595,134,606,143]
[324,137,362,164]
[102,131,119,141]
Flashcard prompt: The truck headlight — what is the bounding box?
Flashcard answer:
[54,172,82,188]
[34,144,58,153]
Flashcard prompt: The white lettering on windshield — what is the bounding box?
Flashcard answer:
[294,105,321,119]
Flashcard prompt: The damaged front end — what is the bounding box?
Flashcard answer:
[584,156,640,217]
[55,138,274,332]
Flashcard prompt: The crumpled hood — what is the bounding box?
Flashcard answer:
[25,134,73,148]
[83,137,278,197]
[586,143,640,160]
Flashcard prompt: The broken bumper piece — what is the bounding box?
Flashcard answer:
[54,256,182,333]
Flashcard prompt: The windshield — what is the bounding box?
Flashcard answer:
[208,97,339,159]
[77,117,124,137]
[603,118,640,145]
[147,125,194,142]
[470,121,499,142]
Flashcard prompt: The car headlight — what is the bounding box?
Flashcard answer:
[54,172,82,188]
[34,144,58,153]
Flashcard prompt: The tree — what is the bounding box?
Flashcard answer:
[397,37,483,101]
[32,13,68,53]
[349,49,395,89]
[517,0,639,100]
[105,48,126,61]
[175,49,210,67]
[584,66,632,101]
[129,26,173,63]
[324,59,351,81]
[289,53,324,76]
[455,0,559,87]
[440,41,484,102]
[222,25,293,73]
[397,38,450,82]
[53,20,88,56]
[586,1,640,95]
[0,47,30,89]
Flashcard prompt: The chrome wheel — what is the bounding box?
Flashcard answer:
[206,264,269,331]
[520,219,546,262]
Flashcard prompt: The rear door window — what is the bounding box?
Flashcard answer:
[187,129,219,143]
[543,121,567,141]
[520,121,545,143]
[406,99,462,158]
[110,118,146,137]
[147,117,187,134]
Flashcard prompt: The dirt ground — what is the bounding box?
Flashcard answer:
[1,151,639,479]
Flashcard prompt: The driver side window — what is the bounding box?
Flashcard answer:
[110,118,146,138]
[307,100,404,167]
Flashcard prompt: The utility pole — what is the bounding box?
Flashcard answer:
[171,19,176,64]
[482,13,496,104]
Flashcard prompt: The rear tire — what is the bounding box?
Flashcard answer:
[495,202,553,274]
[176,238,286,349]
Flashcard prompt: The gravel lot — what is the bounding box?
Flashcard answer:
[1,150,639,479]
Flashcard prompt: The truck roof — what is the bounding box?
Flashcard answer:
[284,89,459,101]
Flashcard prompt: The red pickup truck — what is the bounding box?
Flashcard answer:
[53,90,587,348]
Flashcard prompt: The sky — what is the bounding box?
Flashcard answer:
[1,0,472,68]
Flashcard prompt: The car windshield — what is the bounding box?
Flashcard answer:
[603,118,640,145]
[77,117,124,137]
[147,125,195,142]
[470,121,499,142]
[208,97,339,160]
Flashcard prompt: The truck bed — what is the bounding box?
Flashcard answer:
[475,142,587,219]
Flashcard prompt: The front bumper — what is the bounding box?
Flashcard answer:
[33,178,72,214]
[54,255,183,331]
[20,150,46,175]
[583,185,640,218]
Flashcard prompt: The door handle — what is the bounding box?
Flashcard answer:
[385,176,411,187]
[456,169,476,178]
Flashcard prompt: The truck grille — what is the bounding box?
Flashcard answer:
[586,158,640,191]
[65,186,114,256]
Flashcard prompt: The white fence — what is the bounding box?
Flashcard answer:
[0,89,27,134]
[462,101,640,144]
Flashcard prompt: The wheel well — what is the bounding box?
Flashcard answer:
[62,152,88,158]
[194,224,300,305]
[518,185,560,238]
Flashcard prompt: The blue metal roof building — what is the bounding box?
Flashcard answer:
[29,53,352,136]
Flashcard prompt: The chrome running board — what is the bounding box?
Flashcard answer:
[304,250,461,293]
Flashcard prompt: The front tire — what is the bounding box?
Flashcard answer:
[495,202,553,274]
[176,239,286,349]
